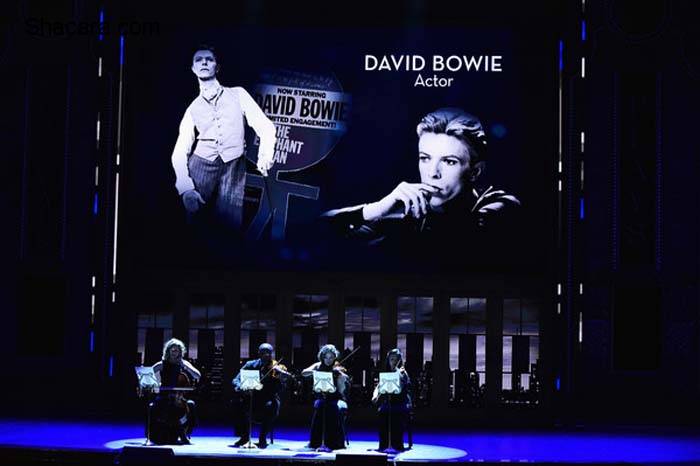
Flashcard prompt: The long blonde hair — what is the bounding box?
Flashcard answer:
[162,338,186,361]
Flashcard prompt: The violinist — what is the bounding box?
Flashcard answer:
[372,348,411,452]
[301,344,349,450]
[150,338,201,445]
[232,343,290,448]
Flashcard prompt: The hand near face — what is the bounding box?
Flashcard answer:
[362,182,440,221]
[417,132,481,211]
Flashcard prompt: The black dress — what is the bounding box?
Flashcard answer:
[376,370,411,451]
[148,361,197,444]
[308,364,347,450]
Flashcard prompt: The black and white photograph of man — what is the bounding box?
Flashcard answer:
[322,107,520,255]
[170,44,277,230]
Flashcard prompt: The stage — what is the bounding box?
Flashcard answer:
[1,419,700,465]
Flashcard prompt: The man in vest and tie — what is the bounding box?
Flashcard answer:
[171,44,276,230]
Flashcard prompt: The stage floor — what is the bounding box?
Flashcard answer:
[1,419,700,464]
[106,437,464,462]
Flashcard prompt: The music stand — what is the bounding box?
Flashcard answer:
[312,371,336,452]
[135,366,159,446]
[378,371,401,454]
[238,369,263,449]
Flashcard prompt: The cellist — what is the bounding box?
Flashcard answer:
[232,343,290,448]
[150,338,201,444]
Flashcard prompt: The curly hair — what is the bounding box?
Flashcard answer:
[162,338,186,361]
[416,108,487,163]
[317,344,340,363]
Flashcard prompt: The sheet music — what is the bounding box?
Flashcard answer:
[240,369,263,391]
[312,370,336,393]
[135,366,159,388]
[378,371,402,395]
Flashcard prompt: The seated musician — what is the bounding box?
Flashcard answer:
[149,338,201,445]
[301,344,349,450]
[372,348,412,452]
[231,343,290,448]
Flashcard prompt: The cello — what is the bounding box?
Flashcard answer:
[149,362,196,444]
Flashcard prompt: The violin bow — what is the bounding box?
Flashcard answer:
[260,356,286,381]
[337,346,361,366]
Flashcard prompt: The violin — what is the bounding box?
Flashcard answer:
[261,358,291,380]
[332,362,348,376]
